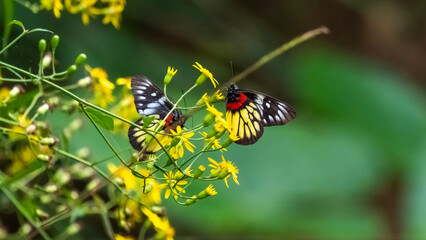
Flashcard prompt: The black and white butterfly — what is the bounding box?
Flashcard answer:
[128,76,184,153]
[226,84,296,145]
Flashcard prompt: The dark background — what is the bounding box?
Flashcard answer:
[1,0,426,239]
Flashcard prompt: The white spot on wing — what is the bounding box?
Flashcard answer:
[138,96,146,100]
[147,103,160,108]
[136,90,144,94]
[151,92,157,97]
[143,109,156,115]
[158,96,166,104]
[268,115,274,122]
[277,110,285,120]
[265,102,270,108]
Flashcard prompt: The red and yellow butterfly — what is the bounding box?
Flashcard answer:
[226,84,296,145]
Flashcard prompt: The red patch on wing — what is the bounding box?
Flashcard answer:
[164,114,174,127]
[226,93,247,110]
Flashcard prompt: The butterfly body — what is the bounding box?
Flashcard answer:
[226,84,296,145]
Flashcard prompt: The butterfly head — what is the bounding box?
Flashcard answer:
[226,84,240,102]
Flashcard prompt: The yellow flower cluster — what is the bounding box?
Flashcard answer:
[40,0,126,29]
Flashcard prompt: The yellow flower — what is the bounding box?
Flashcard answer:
[205,184,217,196]
[40,0,64,18]
[101,0,126,29]
[65,0,98,25]
[193,62,219,88]
[116,77,131,89]
[111,90,139,131]
[86,65,115,107]
[158,171,187,200]
[0,87,9,105]
[208,156,239,188]
[164,66,177,85]
[9,144,37,174]
[199,132,227,152]
[108,164,161,206]
[203,101,239,141]
[142,208,175,240]
[115,234,134,240]
[169,126,195,159]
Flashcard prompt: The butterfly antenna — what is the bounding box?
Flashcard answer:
[230,61,234,77]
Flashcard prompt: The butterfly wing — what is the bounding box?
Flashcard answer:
[128,75,182,152]
[226,98,265,145]
[131,75,181,118]
[242,89,296,127]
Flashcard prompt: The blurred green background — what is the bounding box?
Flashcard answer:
[2,0,426,239]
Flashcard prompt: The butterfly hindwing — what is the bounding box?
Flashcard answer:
[226,100,264,145]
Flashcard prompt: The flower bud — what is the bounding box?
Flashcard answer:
[185,196,198,206]
[40,195,51,204]
[87,179,100,191]
[215,130,225,138]
[51,35,60,50]
[143,182,154,194]
[195,74,207,86]
[37,103,50,115]
[21,224,31,235]
[42,52,52,68]
[45,184,58,193]
[9,85,24,97]
[206,128,217,138]
[26,124,37,134]
[174,171,185,180]
[37,154,51,162]
[197,184,217,199]
[67,65,77,76]
[38,39,46,54]
[221,137,234,148]
[53,169,71,185]
[66,223,81,235]
[203,113,215,127]
[193,165,205,178]
[77,147,90,159]
[147,160,155,171]
[36,208,49,218]
[75,53,87,66]
[151,206,165,216]
[70,190,79,199]
[210,168,220,178]
[217,169,229,179]
[40,137,56,146]
[77,76,92,87]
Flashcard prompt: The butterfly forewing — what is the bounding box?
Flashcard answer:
[131,75,181,119]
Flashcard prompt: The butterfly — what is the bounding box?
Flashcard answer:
[128,76,184,154]
[226,84,296,145]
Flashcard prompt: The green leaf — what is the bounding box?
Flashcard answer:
[142,116,155,129]
[8,20,24,31]
[85,107,114,131]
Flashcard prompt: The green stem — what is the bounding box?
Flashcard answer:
[0,173,52,240]
[80,104,129,167]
